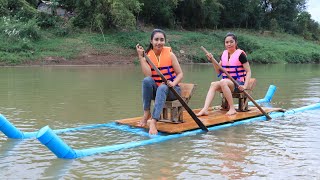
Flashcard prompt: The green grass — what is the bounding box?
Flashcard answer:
[0,29,319,65]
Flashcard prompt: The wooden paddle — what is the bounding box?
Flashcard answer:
[143,52,208,132]
[200,46,272,120]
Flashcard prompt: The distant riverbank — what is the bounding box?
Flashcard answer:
[1,29,320,66]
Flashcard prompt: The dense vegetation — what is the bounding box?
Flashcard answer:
[0,0,319,65]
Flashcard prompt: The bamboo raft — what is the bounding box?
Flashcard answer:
[116,107,283,134]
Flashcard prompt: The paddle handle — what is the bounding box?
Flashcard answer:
[200,46,272,120]
[143,52,208,131]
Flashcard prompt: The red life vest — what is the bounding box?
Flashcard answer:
[219,49,247,82]
[147,47,176,86]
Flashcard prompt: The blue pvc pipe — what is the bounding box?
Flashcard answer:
[249,85,276,105]
[37,126,77,159]
[0,114,39,139]
[0,114,24,139]
[37,102,320,159]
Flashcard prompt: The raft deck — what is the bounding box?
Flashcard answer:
[116,107,283,134]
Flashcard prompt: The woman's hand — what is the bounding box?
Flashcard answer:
[166,80,175,87]
[206,53,213,62]
[136,44,145,58]
[238,85,247,92]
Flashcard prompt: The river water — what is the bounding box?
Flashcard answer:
[0,64,319,179]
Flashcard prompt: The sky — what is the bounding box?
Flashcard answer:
[306,0,320,22]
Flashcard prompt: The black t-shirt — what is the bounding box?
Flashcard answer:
[220,52,248,64]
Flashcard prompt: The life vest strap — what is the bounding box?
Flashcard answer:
[222,74,246,79]
[151,66,173,71]
[154,76,176,83]
[226,70,246,74]
[152,71,175,77]
[222,65,243,68]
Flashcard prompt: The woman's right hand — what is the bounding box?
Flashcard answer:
[136,44,145,58]
[206,53,213,62]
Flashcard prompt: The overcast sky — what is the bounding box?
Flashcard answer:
[306,0,320,22]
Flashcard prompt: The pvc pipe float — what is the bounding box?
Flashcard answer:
[36,103,320,159]
[249,85,276,105]
[0,114,42,139]
[0,114,24,139]
[37,126,77,159]
[1,85,277,139]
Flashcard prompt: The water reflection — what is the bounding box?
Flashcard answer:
[215,130,255,179]
[41,159,74,179]
[0,139,23,157]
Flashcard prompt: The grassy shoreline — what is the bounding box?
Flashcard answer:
[1,29,320,65]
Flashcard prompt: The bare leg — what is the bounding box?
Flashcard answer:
[148,119,158,135]
[137,110,151,127]
[220,80,237,116]
[197,82,221,116]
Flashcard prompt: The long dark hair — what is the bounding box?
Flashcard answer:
[146,29,166,54]
[224,32,238,49]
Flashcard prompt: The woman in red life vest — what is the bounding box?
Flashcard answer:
[196,32,252,116]
[135,29,183,135]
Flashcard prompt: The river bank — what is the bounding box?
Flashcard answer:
[1,29,320,66]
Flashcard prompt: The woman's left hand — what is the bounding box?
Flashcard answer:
[166,80,175,87]
[238,85,246,92]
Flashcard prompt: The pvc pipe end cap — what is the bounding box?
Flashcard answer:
[37,126,53,144]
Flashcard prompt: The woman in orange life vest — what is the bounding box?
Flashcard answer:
[196,32,252,116]
[135,29,183,135]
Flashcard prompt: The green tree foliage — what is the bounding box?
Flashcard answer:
[175,0,222,29]
[0,0,9,16]
[109,0,142,29]
[7,0,38,20]
[261,0,307,33]
[139,0,178,27]
[0,0,319,41]
[25,0,38,7]
[219,0,264,29]
[57,0,76,11]
[72,0,142,30]
[295,12,320,40]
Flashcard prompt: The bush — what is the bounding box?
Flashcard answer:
[19,19,41,40]
[36,12,74,37]
[0,16,41,41]
[36,12,61,28]
[250,50,280,64]
[238,36,261,53]
[7,0,38,21]
[311,52,320,63]
[0,0,8,16]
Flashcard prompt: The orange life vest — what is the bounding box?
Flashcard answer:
[219,49,247,82]
[147,47,176,86]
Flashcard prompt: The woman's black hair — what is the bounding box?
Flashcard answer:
[224,32,237,42]
[146,29,166,54]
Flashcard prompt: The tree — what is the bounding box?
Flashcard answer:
[139,0,178,28]
[0,0,9,16]
[72,0,142,30]
[295,11,320,40]
[261,0,307,33]
[175,0,222,29]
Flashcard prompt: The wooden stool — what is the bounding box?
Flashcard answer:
[159,83,196,123]
[221,78,257,112]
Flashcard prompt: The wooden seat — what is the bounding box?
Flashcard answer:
[159,83,196,123]
[221,78,257,112]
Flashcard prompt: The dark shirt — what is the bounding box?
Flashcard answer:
[220,52,248,64]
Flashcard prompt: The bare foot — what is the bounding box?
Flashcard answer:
[148,119,158,135]
[137,111,151,127]
[196,109,209,117]
[226,108,237,116]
